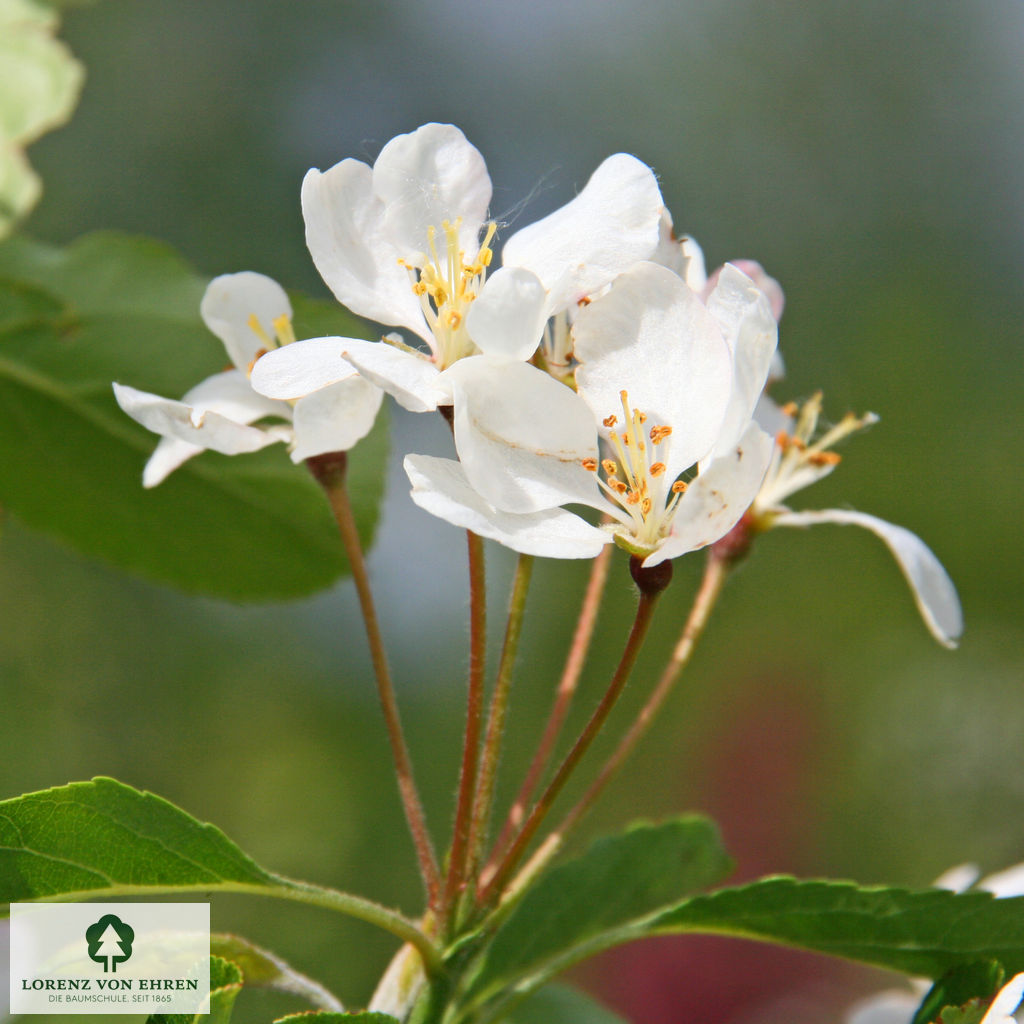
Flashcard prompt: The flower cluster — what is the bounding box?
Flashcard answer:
[114,122,961,646]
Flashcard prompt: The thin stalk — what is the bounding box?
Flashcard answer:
[466,553,535,884]
[487,544,612,869]
[307,453,441,910]
[552,551,730,847]
[441,529,488,934]
[479,581,664,906]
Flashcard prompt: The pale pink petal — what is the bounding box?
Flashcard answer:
[704,259,785,323]
[501,153,663,311]
[302,160,433,345]
[574,261,733,481]
[290,376,383,461]
[443,356,601,514]
[467,266,548,362]
[200,272,292,371]
[771,508,963,648]
[405,454,608,559]
[373,123,491,261]
[645,424,774,565]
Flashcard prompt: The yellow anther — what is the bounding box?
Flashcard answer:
[246,347,268,375]
[637,411,648,424]
[581,457,599,471]
[808,451,842,467]
[775,429,790,449]
[447,310,462,329]
[672,481,688,494]
[650,462,666,477]
[611,479,628,494]
[479,247,493,267]
[650,425,673,444]
[622,433,631,447]
[603,415,618,428]
[626,491,641,506]
[781,401,799,417]
[641,497,652,515]
[602,459,618,476]
[246,313,272,347]
[412,281,428,296]
[272,314,296,347]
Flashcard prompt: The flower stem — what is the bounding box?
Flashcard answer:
[466,553,535,886]
[486,544,612,871]
[307,452,441,910]
[441,529,488,935]
[478,566,666,906]
[552,550,730,848]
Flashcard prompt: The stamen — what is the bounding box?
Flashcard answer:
[808,451,842,467]
[671,481,688,494]
[602,459,618,476]
[246,348,268,375]
[246,314,272,348]
[650,462,666,477]
[581,457,598,471]
[603,415,618,428]
[272,314,296,347]
[650,425,672,444]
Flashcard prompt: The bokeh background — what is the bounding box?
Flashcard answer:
[3,2,1023,1022]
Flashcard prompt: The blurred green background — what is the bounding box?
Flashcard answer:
[2,2,1022,1022]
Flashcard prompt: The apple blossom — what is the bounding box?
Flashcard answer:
[406,260,779,566]
[748,392,962,647]
[114,271,381,486]
[250,122,665,411]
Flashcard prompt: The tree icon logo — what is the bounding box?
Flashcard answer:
[85,914,134,973]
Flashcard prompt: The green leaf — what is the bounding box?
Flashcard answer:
[649,876,1024,979]
[0,232,388,600]
[0,778,443,974]
[461,817,731,1014]
[211,934,343,1011]
[938,1007,988,1024]
[274,1015,399,1024]
[0,0,84,237]
[913,961,1005,1024]
[503,984,628,1024]
[148,956,243,1024]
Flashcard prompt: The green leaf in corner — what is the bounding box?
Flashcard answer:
[211,934,343,1012]
[648,876,1024,979]
[912,961,1005,1024]
[504,984,628,1024]
[148,956,243,1024]
[0,232,388,600]
[274,1015,399,1024]
[0,778,442,973]
[461,817,732,1015]
[0,0,84,237]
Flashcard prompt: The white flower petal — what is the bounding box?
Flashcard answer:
[405,454,608,559]
[644,424,774,566]
[753,394,794,437]
[250,337,358,399]
[501,153,663,311]
[200,272,292,371]
[979,863,1024,899]
[653,211,707,293]
[373,123,491,261]
[114,382,288,458]
[574,261,733,480]
[845,990,920,1024]
[302,160,433,344]
[932,863,981,893]
[723,259,785,322]
[982,973,1024,1023]
[180,368,289,423]
[704,263,778,455]
[142,436,204,488]
[290,376,383,461]
[467,266,548,362]
[444,356,600,514]
[771,508,963,648]
[342,338,449,413]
